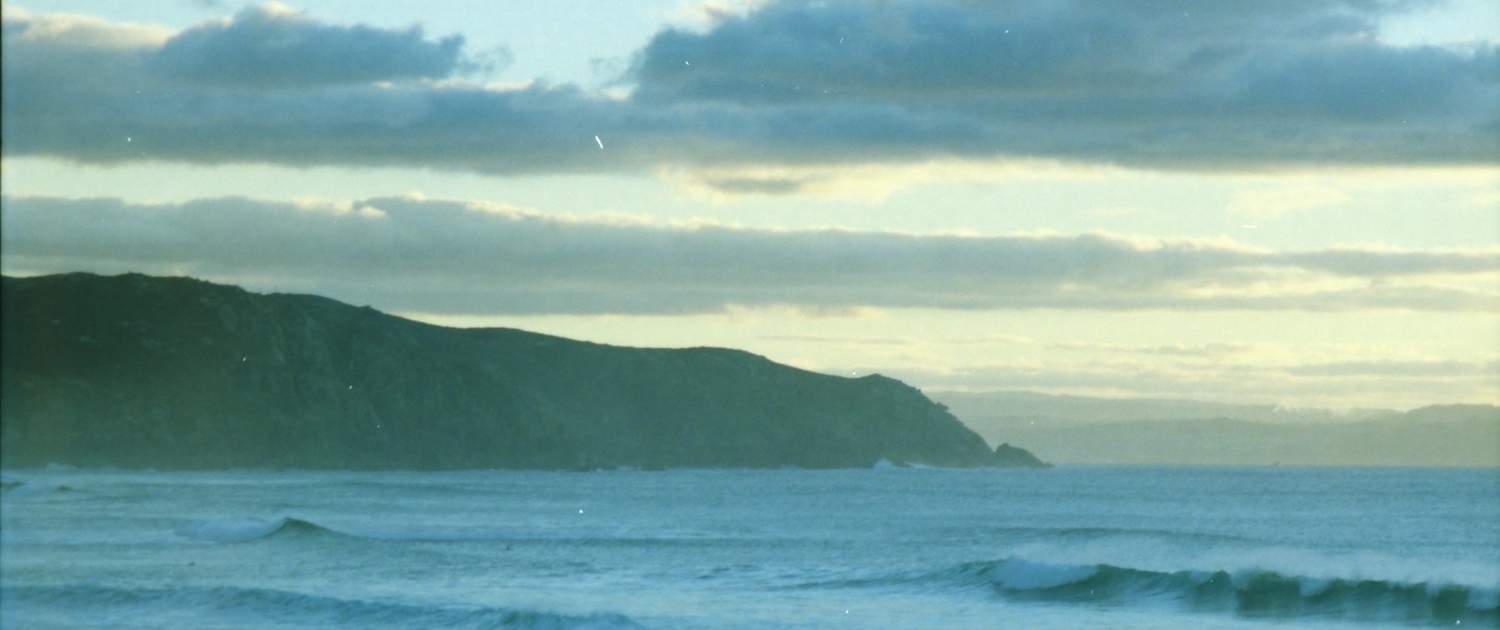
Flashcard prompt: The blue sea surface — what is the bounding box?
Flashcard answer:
[2,466,1496,629]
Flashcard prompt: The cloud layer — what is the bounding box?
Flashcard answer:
[151,3,464,88]
[2,1,1495,183]
[4,194,1495,315]
[877,357,1500,408]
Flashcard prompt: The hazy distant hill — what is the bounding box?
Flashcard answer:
[932,391,1499,467]
[934,390,1401,427]
[1,273,1041,470]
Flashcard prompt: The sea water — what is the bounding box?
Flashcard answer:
[1,466,1496,629]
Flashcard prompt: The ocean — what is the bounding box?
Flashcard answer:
[2,466,1496,629]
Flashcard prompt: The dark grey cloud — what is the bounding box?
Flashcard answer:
[151,3,463,87]
[1,1,1495,178]
[703,0,1478,101]
[3,194,1495,314]
[630,0,1498,166]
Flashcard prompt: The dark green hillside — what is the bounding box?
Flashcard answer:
[1,273,1041,470]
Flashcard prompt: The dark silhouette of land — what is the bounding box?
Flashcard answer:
[1,273,1045,470]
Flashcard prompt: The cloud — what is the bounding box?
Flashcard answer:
[1285,359,1499,377]
[664,159,1072,200]
[760,335,914,347]
[628,0,1499,165]
[1,1,1495,180]
[4,194,1496,315]
[673,0,770,26]
[151,3,464,87]
[876,355,1500,408]
[1046,341,1258,358]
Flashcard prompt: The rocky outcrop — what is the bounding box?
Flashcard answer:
[993,443,1050,468]
[1,273,1045,470]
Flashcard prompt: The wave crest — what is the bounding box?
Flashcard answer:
[175,517,337,543]
[952,557,1499,624]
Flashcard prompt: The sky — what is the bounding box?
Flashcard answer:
[2,0,1497,411]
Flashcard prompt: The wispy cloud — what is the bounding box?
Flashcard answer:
[1285,359,1500,378]
[2,1,1494,184]
[4,194,1495,315]
[1046,341,1258,358]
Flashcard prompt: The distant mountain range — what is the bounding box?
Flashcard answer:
[0,273,1044,470]
[932,391,1499,467]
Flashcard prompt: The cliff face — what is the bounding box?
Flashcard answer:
[1,273,1040,470]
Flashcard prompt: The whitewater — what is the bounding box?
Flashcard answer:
[2,466,1496,629]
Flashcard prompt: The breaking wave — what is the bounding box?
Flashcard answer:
[948,557,1499,625]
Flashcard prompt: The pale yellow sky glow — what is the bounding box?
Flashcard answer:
[3,1,1497,410]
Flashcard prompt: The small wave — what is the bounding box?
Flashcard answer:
[172,517,638,545]
[0,480,82,497]
[5,584,649,630]
[983,525,1256,546]
[175,517,339,543]
[945,557,1499,625]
